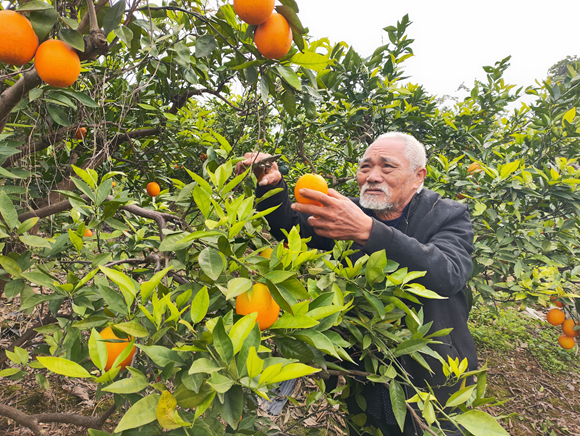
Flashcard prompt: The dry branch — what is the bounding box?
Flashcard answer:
[0,315,58,367]
[0,403,116,436]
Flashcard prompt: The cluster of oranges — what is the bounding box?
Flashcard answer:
[0,10,81,87]
[233,0,293,59]
[546,297,579,350]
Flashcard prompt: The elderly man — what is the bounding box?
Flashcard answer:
[238,132,477,435]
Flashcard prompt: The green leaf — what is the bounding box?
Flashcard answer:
[0,368,21,377]
[137,345,185,367]
[17,218,39,235]
[226,277,253,300]
[404,283,446,299]
[99,266,137,305]
[229,313,258,354]
[198,247,224,281]
[389,379,406,431]
[246,346,264,381]
[17,1,54,11]
[114,320,149,338]
[207,372,235,393]
[114,394,160,433]
[269,363,320,384]
[293,329,338,357]
[29,7,59,40]
[0,256,23,278]
[140,266,173,301]
[195,34,216,58]
[103,0,126,36]
[37,356,92,378]
[454,410,509,436]
[563,107,576,124]
[89,329,108,372]
[270,313,318,329]
[275,5,305,33]
[188,358,223,375]
[291,52,331,71]
[0,191,19,229]
[220,385,244,429]
[392,339,430,358]
[446,384,477,408]
[114,25,134,47]
[156,390,183,430]
[19,235,52,249]
[276,65,302,90]
[47,105,70,126]
[59,29,85,52]
[190,286,209,324]
[213,318,234,364]
[102,368,149,393]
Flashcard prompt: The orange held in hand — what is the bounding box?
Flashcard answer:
[295,173,328,207]
[34,40,81,88]
[254,13,293,60]
[100,326,136,371]
[546,308,566,326]
[558,334,576,350]
[0,10,39,66]
[236,283,280,330]
[562,319,579,338]
[146,182,160,197]
[234,0,275,25]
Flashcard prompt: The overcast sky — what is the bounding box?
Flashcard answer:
[297,0,579,101]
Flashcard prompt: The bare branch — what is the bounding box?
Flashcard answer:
[78,0,110,34]
[0,69,41,134]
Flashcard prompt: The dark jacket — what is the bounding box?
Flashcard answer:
[256,179,478,405]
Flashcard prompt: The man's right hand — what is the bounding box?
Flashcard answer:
[235,152,282,186]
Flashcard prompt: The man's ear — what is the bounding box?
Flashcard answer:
[415,167,427,188]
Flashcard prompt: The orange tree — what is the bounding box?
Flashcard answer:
[0,2,520,435]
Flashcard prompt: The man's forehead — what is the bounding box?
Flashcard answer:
[362,138,406,160]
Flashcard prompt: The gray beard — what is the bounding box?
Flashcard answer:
[359,184,395,213]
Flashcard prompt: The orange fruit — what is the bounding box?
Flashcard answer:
[254,13,293,60]
[0,11,38,66]
[546,308,566,326]
[84,228,93,237]
[236,283,280,330]
[294,173,328,207]
[467,162,482,175]
[112,181,116,187]
[562,319,579,338]
[550,295,564,308]
[34,40,81,87]
[146,181,160,197]
[200,153,207,162]
[558,334,576,350]
[100,326,136,371]
[75,127,87,140]
[233,0,275,25]
[259,248,273,259]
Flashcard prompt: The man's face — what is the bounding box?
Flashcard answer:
[357,138,425,214]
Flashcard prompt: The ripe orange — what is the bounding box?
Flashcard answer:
[146,182,160,197]
[546,308,566,326]
[112,181,116,187]
[467,162,482,175]
[562,319,579,338]
[259,248,273,259]
[200,153,207,162]
[84,228,93,237]
[233,0,275,25]
[0,11,38,66]
[236,283,280,330]
[75,127,87,140]
[294,173,328,207]
[558,334,576,350]
[254,13,293,60]
[34,40,81,88]
[550,295,564,308]
[100,326,136,371]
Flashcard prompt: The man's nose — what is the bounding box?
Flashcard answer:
[366,167,383,183]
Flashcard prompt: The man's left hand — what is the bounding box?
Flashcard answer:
[291,188,373,245]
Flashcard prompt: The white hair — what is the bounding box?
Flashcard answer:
[377,132,426,173]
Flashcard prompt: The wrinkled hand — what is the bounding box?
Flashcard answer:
[235,152,282,186]
[291,188,373,245]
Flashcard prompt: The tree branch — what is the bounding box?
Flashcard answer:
[0,315,59,367]
[0,403,116,436]
[0,69,42,134]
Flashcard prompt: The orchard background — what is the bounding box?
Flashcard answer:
[0,0,579,435]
